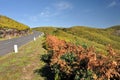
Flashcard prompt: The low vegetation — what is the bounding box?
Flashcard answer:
[41,35,120,80]
[33,26,120,53]
[0,37,46,80]
[33,26,120,80]
[0,15,29,30]
[0,23,119,80]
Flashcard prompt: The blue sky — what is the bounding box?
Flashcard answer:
[0,0,120,28]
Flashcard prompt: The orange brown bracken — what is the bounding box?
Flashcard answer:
[46,35,120,80]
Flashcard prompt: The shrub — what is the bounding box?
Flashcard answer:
[45,35,120,80]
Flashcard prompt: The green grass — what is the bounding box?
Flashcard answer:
[65,26,120,50]
[33,26,57,35]
[0,15,29,30]
[0,38,5,41]
[0,36,47,80]
[32,26,120,54]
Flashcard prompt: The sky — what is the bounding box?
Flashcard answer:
[0,0,120,28]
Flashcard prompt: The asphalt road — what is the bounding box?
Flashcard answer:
[0,31,43,56]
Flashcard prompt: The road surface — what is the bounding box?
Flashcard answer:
[0,31,43,56]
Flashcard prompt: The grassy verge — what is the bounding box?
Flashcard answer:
[0,36,47,80]
[0,38,5,41]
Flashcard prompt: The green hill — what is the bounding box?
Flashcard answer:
[108,25,120,30]
[33,26,120,54]
[0,15,29,30]
[107,25,120,36]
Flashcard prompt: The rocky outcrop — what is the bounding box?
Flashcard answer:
[0,28,30,38]
[115,30,120,36]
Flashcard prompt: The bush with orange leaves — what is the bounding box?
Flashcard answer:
[45,35,120,80]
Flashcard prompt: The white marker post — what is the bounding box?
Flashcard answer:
[8,36,11,39]
[42,33,44,36]
[34,37,36,41]
[14,44,18,53]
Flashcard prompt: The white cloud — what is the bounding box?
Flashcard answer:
[27,1,73,22]
[54,1,72,10]
[28,8,52,22]
[39,8,51,17]
[38,1,73,18]
[107,1,117,8]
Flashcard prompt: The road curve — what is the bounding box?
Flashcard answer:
[0,31,43,56]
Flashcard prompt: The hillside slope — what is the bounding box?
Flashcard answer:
[0,15,30,38]
[33,26,120,53]
[108,25,120,36]
[0,15,29,30]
